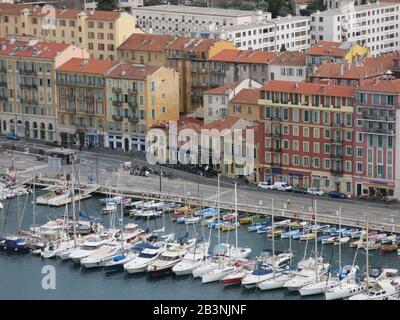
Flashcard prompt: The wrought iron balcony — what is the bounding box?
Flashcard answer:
[112,100,123,107]
[112,114,123,121]
[127,115,138,123]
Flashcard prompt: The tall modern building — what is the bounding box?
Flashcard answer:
[310,0,400,56]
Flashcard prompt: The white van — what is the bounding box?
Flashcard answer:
[273,182,292,191]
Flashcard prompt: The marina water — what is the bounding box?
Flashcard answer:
[1,192,400,300]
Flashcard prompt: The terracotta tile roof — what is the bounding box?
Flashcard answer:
[118,33,175,52]
[204,81,241,95]
[208,49,276,64]
[166,37,221,52]
[202,116,243,130]
[85,10,121,21]
[0,38,70,59]
[262,80,355,97]
[306,41,348,57]
[357,79,400,93]
[230,88,262,105]
[106,62,160,80]
[0,3,30,15]
[311,53,396,79]
[56,57,116,74]
[269,51,306,66]
[293,0,312,4]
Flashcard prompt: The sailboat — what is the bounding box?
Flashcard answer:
[284,200,330,292]
[172,240,210,276]
[325,217,370,300]
[257,202,295,291]
[200,183,251,284]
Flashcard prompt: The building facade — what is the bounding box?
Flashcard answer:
[268,51,307,82]
[219,15,311,52]
[353,79,399,199]
[258,80,355,195]
[208,49,275,88]
[133,5,271,39]
[310,1,400,56]
[0,3,141,60]
[0,38,89,142]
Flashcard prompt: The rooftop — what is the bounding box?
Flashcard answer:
[208,49,276,64]
[166,37,221,52]
[202,116,244,130]
[262,80,355,97]
[306,41,355,57]
[313,1,398,16]
[106,62,160,80]
[358,79,400,93]
[118,33,175,52]
[269,51,306,66]
[230,88,262,105]
[204,81,242,95]
[0,38,70,59]
[56,58,116,74]
[134,5,267,17]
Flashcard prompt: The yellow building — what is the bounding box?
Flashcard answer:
[56,57,116,147]
[104,62,180,151]
[117,33,236,113]
[228,88,262,122]
[0,3,142,60]
[0,38,89,142]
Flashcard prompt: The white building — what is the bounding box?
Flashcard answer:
[119,0,143,13]
[311,0,400,56]
[132,5,271,38]
[219,15,311,52]
[203,79,261,124]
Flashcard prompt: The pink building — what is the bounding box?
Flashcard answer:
[354,79,399,199]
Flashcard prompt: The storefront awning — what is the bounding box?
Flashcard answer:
[365,183,394,190]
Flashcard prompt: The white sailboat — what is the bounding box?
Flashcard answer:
[172,241,210,276]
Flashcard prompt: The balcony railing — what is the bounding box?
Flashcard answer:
[331,168,343,176]
[19,83,37,89]
[362,112,395,121]
[112,87,122,93]
[362,126,394,134]
[128,88,137,94]
[112,100,123,107]
[0,81,7,87]
[128,100,137,107]
[19,69,37,76]
[127,115,138,123]
[112,115,123,121]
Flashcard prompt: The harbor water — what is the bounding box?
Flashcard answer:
[1,191,400,300]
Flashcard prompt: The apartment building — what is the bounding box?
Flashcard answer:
[219,15,311,52]
[203,79,261,124]
[228,88,262,122]
[0,38,89,142]
[353,79,399,199]
[133,5,271,38]
[268,51,307,82]
[310,0,400,56]
[104,62,179,152]
[258,80,355,194]
[309,52,396,86]
[208,49,275,88]
[56,57,115,148]
[0,3,141,60]
[118,33,236,113]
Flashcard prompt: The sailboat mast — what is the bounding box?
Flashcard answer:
[217,174,221,265]
[32,170,36,234]
[339,207,342,269]
[366,217,369,286]
[271,198,275,277]
[314,199,318,281]
[234,182,238,250]
[120,164,124,251]
[71,169,77,247]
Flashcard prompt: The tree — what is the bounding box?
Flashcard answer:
[96,0,118,11]
[300,0,326,16]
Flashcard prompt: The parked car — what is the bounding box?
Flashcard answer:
[257,182,274,190]
[329,191,348,199]
[292,186,307,194]
[307,188,324,196]
[5,133,19,141]
[273,182,293,192]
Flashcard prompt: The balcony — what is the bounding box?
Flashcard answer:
[128,100,137,108]
[331,122,343,128]
[112,87,122,93]
[63,107,76,113]
[330,137,343,144]
[331,168,343,177]
[19,69,37,76]
[112,100,123,107]
[271,116,281,122]
[0,96,8,101]
[19,83,37,90]
[87,109,95,115]
[20,97,38,104]
[112,115,123,121]
[86,96,94,101]
[362,126,394,135]
[0,81,7,87]
[362,112,395,121]
[272,131,281,138]
[330,152,343,160]
[273,146,281,152]
[128,88,137,94]
[127,115,138,123]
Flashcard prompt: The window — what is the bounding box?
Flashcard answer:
[98,33,104,40]
[108,44,114,51]
[313,128,320,138]
[303,127,309,137]
[313,143,320,153]
[88,21,94,28]
[303,141,309,152]
[108,33,114,40]
[97,22,104,29]
[293,126,299,136]
[357,163,363,173]
[98,44,105,51]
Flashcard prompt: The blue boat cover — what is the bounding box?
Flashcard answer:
[132,242,158,250]
[113,255,126,262]
[79,211,96,221]
[252,268,272,276]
